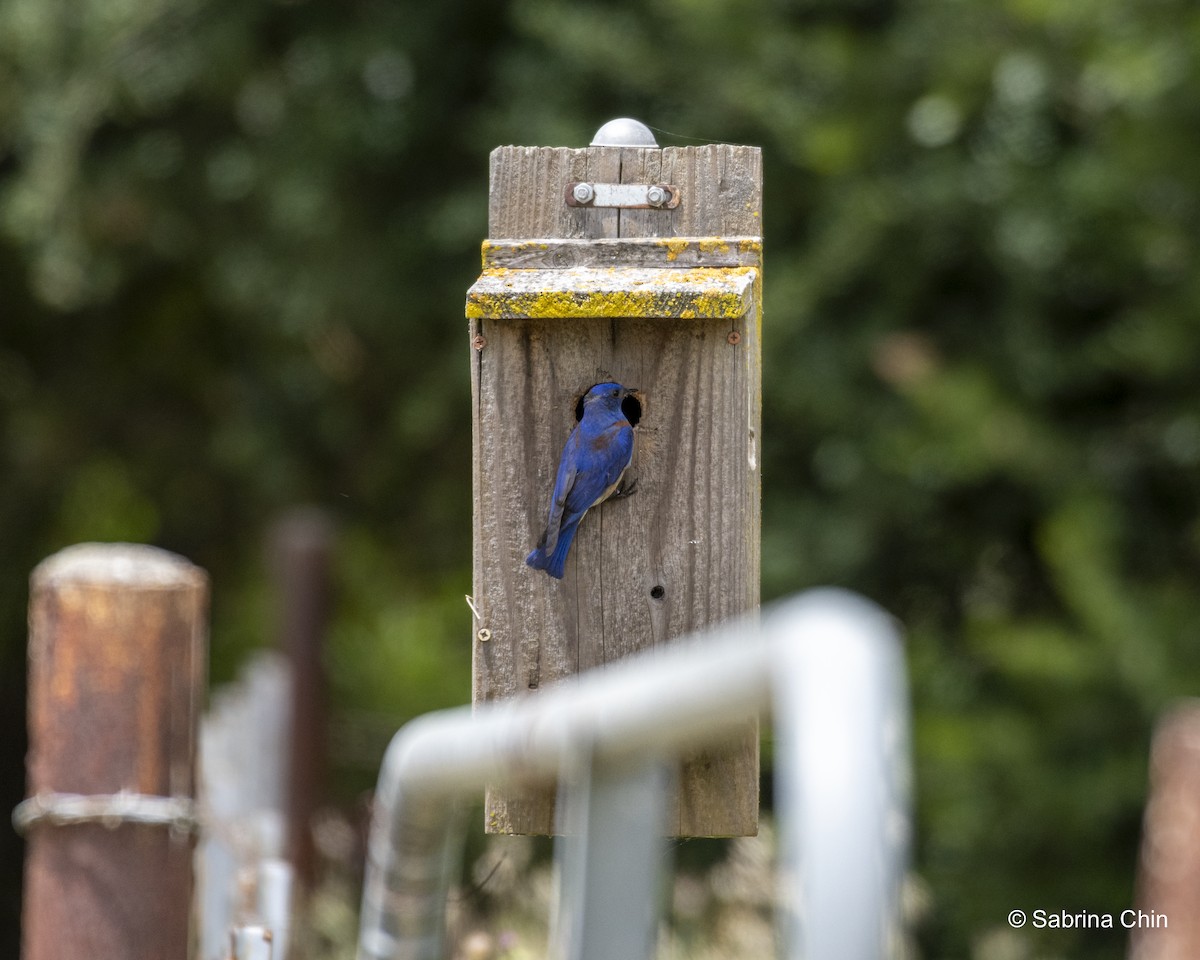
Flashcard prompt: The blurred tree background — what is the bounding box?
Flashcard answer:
[2,0,1199,956]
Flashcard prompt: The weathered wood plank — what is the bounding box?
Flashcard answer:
[480,237,763,270]
[472,139,762,836]
[466,266,757,320]
[488,147,621,240]
[664,144,765,237]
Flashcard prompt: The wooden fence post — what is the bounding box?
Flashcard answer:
[467,119,762,837]
[269,508,333,893]
[18,543,208,960]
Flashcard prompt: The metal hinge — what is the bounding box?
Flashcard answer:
[565,182,680,209]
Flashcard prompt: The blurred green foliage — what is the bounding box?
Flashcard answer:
[3,0,1200,957]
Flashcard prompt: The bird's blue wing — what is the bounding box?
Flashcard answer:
[567,421,634,512]
[539,427,580,554]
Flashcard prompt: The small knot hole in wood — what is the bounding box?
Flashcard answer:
[650,585,665,600]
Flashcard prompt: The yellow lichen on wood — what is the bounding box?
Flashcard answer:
[465,266,757,320]
[660,238,692,262]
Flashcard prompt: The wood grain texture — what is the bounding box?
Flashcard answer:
[481,237,763,270]
[472,142,762,836]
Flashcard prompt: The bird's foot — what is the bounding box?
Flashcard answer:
[611,476,639,500]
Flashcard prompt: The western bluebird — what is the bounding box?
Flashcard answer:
[526,382,636,579]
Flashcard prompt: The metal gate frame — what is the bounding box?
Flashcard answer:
[356,588,911,960]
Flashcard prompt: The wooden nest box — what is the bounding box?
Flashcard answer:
[466,120,763,837]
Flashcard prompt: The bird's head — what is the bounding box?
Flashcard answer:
[583,382,635,408]
[577,382,640,425]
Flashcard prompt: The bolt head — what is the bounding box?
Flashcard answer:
[572,182,595,204]
[646,185,668,207]
[590,118,658,147]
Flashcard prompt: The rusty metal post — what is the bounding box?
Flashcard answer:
[17,543,207,960]
[270,508,333,891]
[1130,700,1200,960]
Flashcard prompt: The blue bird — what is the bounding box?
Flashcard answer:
[526,382,636,579]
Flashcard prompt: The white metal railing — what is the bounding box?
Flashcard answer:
[198,652,295,960]
[356,588,911,960]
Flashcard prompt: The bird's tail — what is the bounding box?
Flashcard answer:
[526,520,579,579]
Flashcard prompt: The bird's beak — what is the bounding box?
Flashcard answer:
[622,387,639,398]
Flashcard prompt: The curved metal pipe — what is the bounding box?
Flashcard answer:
[357,588,909,960]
